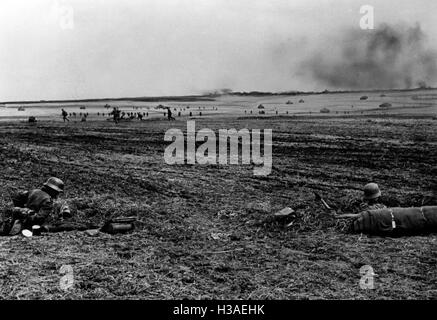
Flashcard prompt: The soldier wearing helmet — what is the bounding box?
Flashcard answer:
[328,183,387,224]
[0,177,71,236]
[344,183,387,215]
[361,183,387,210]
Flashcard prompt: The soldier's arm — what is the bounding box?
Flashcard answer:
[332,198,362,218]
[333,212,361,219]
[53,200,72,218]
[325,204,361,219]
[25,198,54,225]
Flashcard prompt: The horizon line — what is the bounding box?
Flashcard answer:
[1,86,435,105]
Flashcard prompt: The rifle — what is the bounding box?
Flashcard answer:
[314,192,359,219]
[314,192,333,210]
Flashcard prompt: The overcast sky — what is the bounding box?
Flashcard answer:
[1,0,436,101]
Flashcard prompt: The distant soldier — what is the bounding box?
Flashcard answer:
[167,107,175,120]
[0,177,71,236]
[110,107,121,124]
[62,109,69,122]
[138,113,143,121]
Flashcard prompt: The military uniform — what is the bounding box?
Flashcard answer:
[0,188,70,236]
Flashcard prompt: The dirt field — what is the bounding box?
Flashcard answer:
[0,93,436,299]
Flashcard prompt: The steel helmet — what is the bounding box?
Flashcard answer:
[363,183,381,200]
[43,177,65,193]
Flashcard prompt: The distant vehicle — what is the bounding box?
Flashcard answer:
[257,104,265,109]
[18,106,25,111]
[320,107,330,113]
[80,106,86,109]
[259,110,265,114]
[379,103,392,108]
[299,99,304,103]
[360,96,368,100]
[286,100,294,104]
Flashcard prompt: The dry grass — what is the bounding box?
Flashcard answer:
[0,112,436,299]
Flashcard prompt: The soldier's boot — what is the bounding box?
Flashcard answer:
[9,220,23,236]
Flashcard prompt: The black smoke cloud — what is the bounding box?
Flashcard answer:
[302,23,437,90]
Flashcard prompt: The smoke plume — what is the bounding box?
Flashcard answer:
[303,23,437,90]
